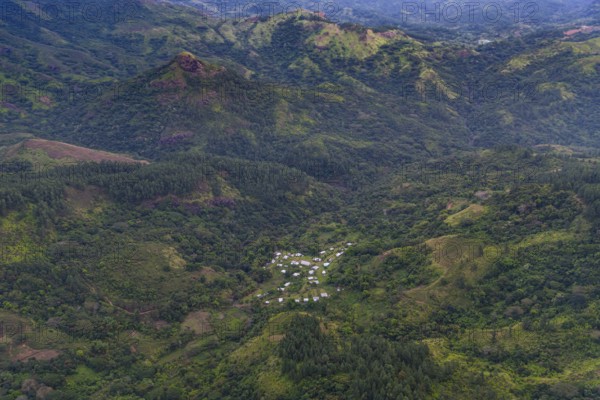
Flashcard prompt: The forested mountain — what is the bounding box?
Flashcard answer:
[2,2,600,156]
[0,1,600,399]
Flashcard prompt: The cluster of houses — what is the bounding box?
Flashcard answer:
[256,242,354,305]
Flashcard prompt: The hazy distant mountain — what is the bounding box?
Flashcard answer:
[160,0,600,37]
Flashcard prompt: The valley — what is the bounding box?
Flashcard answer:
[0,1,599,399]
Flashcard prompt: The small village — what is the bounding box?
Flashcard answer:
[254,242,354,305]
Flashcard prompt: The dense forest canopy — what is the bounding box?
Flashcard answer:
[0,0,599,399]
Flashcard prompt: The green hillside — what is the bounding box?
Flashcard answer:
[0,1,600,399]
[1,143,599,399]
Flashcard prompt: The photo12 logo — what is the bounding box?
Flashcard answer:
[114,80,337,106]
[431,241,522,264]
[0,0,141,24]
[398,160,544,186]
[0,161,83,184]
[0,322,80,344]
[0,239,134,266]
[400,1,539,24]
[197,1,343,22]
[0,160,141,186]
[400,80,539,104]
[0,80,110,107]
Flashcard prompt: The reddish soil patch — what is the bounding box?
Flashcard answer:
[564,26,600,36]
[378,30,399,39]
[23,139,148,164]
[175,53,225,78]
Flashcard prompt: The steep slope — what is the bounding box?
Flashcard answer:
[1,8,596,159]
[47,50,471,181]
[2,3,600,399]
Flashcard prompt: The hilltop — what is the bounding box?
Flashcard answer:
[46,48,471,182]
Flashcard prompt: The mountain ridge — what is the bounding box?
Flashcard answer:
[1,3,600,399]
